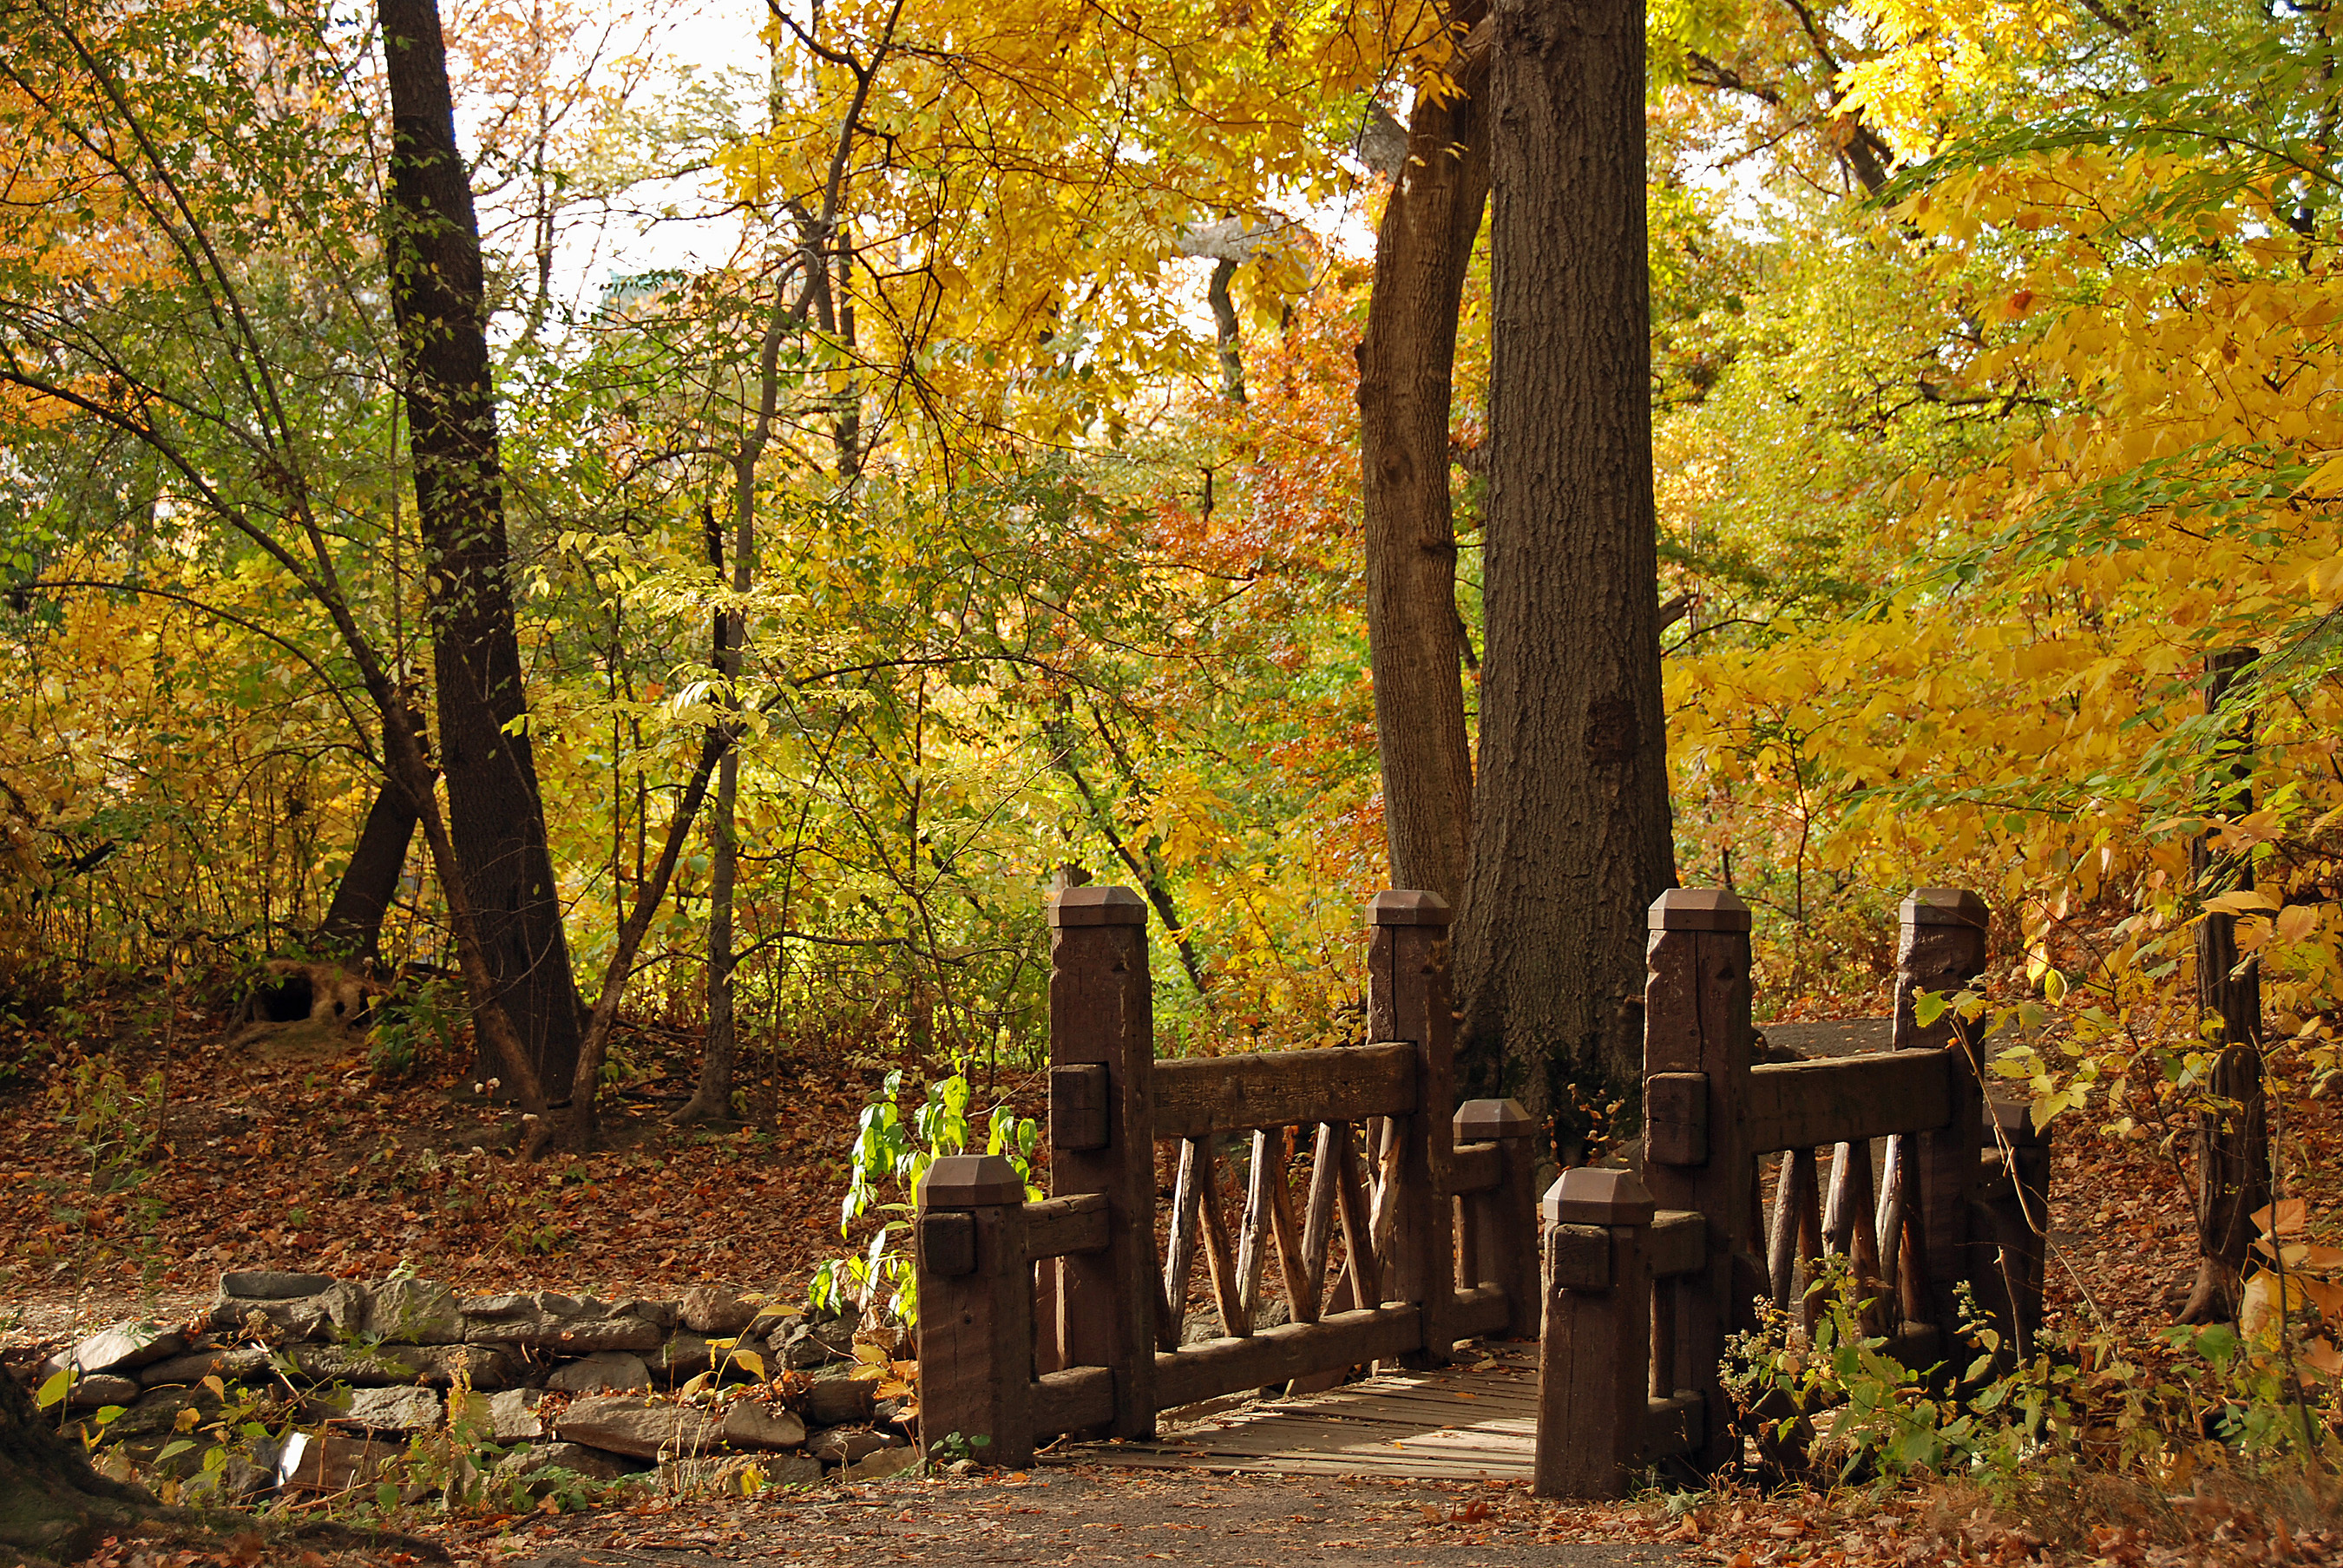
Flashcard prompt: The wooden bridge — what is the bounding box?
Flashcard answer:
[913,885,2051,1495]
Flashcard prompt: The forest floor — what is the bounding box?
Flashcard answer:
[8,980,2343,1567]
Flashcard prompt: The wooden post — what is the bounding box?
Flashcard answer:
[1892,888,1988,1360]
[1366,889,1456,1367]
[1534,1166,1654,1499]
[2182,646,2270,1326]
[1047,884,1158,1437]
[1455,1098,1539,1338]
[916,1154,1033,1466]
[1638,887,1752,1473]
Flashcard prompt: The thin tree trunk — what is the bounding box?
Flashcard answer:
[1208,257,1247,403]
[1455,0,1674,1141]
[2181,647,2270,1324]
[681,508,746,1125]
[378,0,585,1099]
[318,708,425,964]
[1358,6,1489,917]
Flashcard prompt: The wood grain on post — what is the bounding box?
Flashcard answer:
[916,1154,1034,1466]
[1236,1129,1277,1325]
[1637,887,1753,1473]
[1332,1122,1382,1307]
[1296,1122,1341,1323]
[1197,1141,1247,1336]
[1263,1129,1314,1324]
[1367,889,1458,1366]
[1162,1138,1204,1350]
[1892,888,1989,1360]
[1047,884,1158,1436]
[1454,1098,1539,1338]
[1533,1167,1655,1499]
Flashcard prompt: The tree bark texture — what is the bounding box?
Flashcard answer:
[1455,0,1674,1127]
[1358,8,1489,914]
[378,0,584,1097]
[318,709,424,963]
[0,1364,152,1563]
[2181,647,2269,1325]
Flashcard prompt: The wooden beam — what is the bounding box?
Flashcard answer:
[1649,1209,1707,1280]
[1153,1303,1422,1409]
[1031,1365,1115,1437]
[1451,1141,1501,1194]
[1197,1139,1247,1337]
[1296,1123,1338,1323]
[1161,1138,1204,1351]
[1742,1051,1953,1154]
[1151,1044,1417,1141]
[1027,1192,1109,1259]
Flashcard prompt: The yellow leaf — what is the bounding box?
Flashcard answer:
[2206,889,2279,916]
[732,1350,767,1381]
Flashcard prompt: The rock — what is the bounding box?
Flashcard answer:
[462,1292,664,1353]
[844,1445,920,1482]
[484,1388,543,1443]
[180,1456,275,1504]
[547,1353,650,1394]
[651,1332,712,1380]
[780,1324,833,1371]
[947,1457,979,1478]
[210,1280,368,1341]
[336,1385,443,1433]
[719,1401,806,1451]
[810,1316,858,1358]
[554,1395,723,1460]
[139,1345,276,1387]
[801,1370,875,1426]
[363,1278,463,1345]
[41,1321,188,1381]
[614,1296,679,1331]
[106,1387,224,1441]
[285,1342,512,1390]
[66,1374,141,1408]
[278,1430,401,1493]
[680,1285,757,1335]
[220,1269,332,1300]
[492,1440,646,1488]
[805,1425,893,1466]
[758,1452,827,1489]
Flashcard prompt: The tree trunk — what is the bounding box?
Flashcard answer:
[378,0,585,1099]
[0,1368,151,1563]
[318,709,425,964]
[1454,0,1674,1134]
[680,509,745,1125]
[2181,646,2269,1325]
[1358,10,1490,915]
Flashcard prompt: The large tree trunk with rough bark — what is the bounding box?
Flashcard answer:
[378,0,585,1099]
[1358,10,1489,915]
[2181,647,2270,1325]
[1454,0,1674,1137]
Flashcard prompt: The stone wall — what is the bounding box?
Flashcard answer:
[36,1270,917,1505]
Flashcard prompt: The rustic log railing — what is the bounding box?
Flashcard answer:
[916,886,1543,1466]
[1533,886,2058,1497]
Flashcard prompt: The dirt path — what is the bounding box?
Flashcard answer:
[429,1468,1683,1568]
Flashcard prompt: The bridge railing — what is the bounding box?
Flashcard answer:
[916,886,1542,1466]
[1533,886,2056,1497]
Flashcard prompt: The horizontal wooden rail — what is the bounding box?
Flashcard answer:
[1027,1193,1109,1258]
[1152,1042,1417,1141]
[1032,1366,1116,1436]
[1155,1302,1421,1409]
[1742,1050,1953,1153]
[1451,1141,1501,1195]
[1650,1210,1707,1279]
[1643,1393,1703,1461]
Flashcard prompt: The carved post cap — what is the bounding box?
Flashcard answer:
[1049,885,1148,928]
[1454,1098,1534,1141]
[1648,888,1750,932]
[1364,889,1452,927]
[916,1153,1026,1210]
[1541,1166,1657,1228]
[1900,888,1988,928]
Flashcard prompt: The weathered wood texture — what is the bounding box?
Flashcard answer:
[1151,1045,1417,1140]
[1367,890,1457,1367]
[1533,1171,1653,1499]
[1155,1304,1423,1409]
[1891,888,1989,1356]
[1637,888,1753,1472]
[1742,1052,1953,1153]
[1048,886,1158,1437]
[916,1158,1034,1466]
